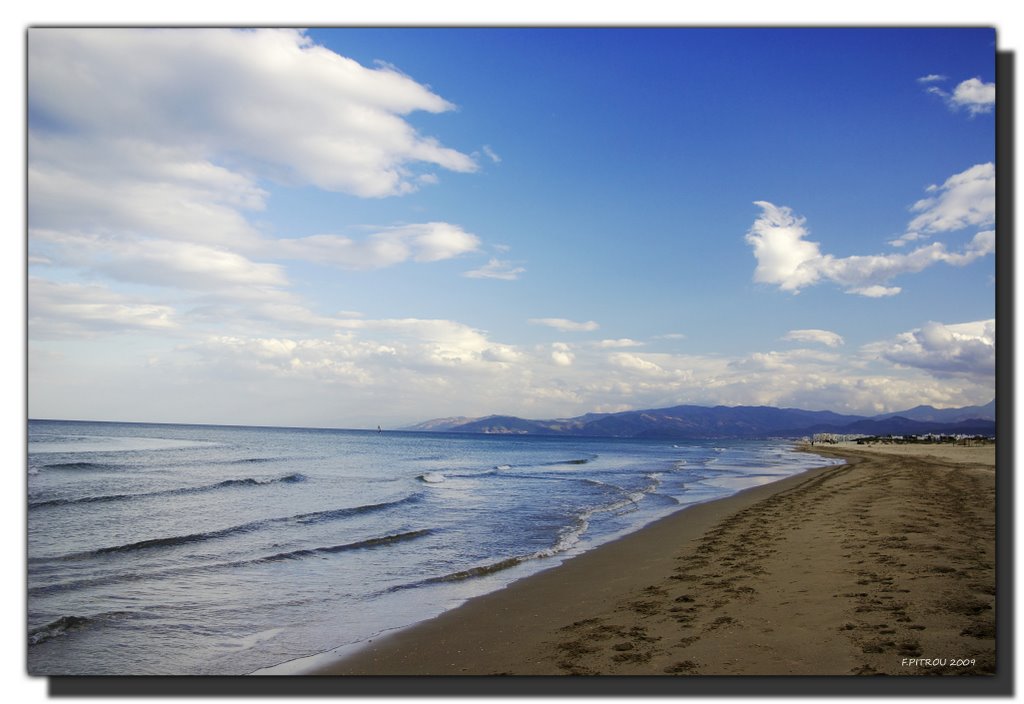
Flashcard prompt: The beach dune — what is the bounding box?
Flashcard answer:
[310,443,995,676]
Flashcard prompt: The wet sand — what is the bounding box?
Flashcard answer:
[309,443,995,676]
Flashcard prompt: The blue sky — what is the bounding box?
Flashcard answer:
[27,27,996,427]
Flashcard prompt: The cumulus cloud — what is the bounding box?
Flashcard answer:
[865,319,995,378]
[746,171,995,296]
[463,257,526,280]
[745,202,822,292]
[782,329,845,347]
[551,342,575,366]
[529,318,600,332]
[924,76,995,116]
[950,78,996,114]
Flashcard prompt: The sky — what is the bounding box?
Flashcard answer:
[26,27,997,428]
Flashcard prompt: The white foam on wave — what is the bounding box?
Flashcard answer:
[418,472,446,484]
[532,472,664,560]
[531,514,590,559]
[214,627,286,653]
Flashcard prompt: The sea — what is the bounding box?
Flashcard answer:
[27,418,843,676]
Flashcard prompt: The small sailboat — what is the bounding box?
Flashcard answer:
[377,425,382,433]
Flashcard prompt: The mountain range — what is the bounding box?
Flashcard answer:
[403,400,996,440]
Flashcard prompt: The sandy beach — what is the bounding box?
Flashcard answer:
[309,442,995,676]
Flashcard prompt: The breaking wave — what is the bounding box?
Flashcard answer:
[253,530,433,563]
[31,493,421,563]
[29,611,140,646]
[29,474,307,509]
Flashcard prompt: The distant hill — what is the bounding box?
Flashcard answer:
[872,399,995,424]
[403,401,995,440]
[402,416,482,432]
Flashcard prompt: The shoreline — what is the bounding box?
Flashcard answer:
[302,442,995,676]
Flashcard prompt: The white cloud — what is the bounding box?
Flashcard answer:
[29,29,476,199]
[274,223,481,270]
[746,186,995,297]
[183,291,349,334]
[39,312,989,426]
[596,338,645,348]
[729,348,841,373]
[745,201,822,292]
[845,285,902,298]
[609,352,665,375]
[106,239,288,291]
[463,257,526,280]
[782,329,845,347]
[189,335,376,385]
[186,318,528,394]
[481,145,502,164]
[865,319,995,379]
[551,342,575,366]
[27,29,494,356]
[331,318,503,367]
[923,76,995,116]
[29,278,178,338]
[31,229,288,292]
[917,74,947,83]
[29,36,485,275]
[33,226,447,339]
[897,162,995,244]
[481,346,523,364]
[816,230,994,286]
[529,318,600,332]
[29,135,268,250]
[24,30,997,427]
[950,78,996,115]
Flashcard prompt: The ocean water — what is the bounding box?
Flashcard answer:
[27,419,842,675]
